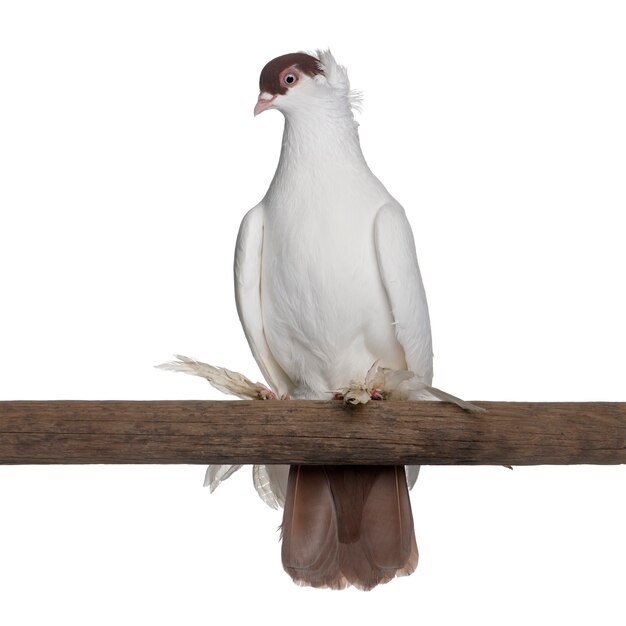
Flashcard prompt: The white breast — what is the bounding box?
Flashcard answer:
[260,166,406,398]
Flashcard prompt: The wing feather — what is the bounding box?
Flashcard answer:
[374,203,433,384]
[235,204,293,396]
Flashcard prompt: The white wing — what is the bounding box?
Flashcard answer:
[374,202,433,384]
[235,204,293,397]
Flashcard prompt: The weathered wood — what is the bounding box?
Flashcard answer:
[0,400,624,465]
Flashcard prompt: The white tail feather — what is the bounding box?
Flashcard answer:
[405,465,420,490]
[252,464,290,509]
[204,464,243,492]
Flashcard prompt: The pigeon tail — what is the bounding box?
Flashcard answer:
[281,465,417,591]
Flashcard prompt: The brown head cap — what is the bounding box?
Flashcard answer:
[259,52,324,96]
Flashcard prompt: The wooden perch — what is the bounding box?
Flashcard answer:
[0,400,624,465]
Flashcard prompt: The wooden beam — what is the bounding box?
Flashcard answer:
[0,400,624,465]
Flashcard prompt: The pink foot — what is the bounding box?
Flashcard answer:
[333,393,345,401]
[258,388,278,400]
[370,389,385,400]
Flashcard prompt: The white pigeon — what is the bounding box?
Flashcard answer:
[236,50,432,590]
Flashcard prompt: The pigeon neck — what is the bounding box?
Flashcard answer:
[279,112,366,169]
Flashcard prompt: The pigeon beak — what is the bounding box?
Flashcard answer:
[254,92,277,116]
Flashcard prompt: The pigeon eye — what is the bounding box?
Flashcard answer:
[284,73,297,85]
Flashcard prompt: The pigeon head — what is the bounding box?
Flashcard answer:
[254,52,324,116]
[254,50,362,120]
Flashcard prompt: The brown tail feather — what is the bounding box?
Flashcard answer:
[281,465,417,590]
[361,465,415,570]
[338,540,386,590]
[281,465,345,589]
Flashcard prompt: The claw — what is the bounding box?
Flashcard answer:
[258,388,278,400]
[370,389,385,400]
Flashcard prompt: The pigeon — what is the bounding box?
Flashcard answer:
[236,50,432,590]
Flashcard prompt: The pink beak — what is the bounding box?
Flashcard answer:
[254,92,276,116]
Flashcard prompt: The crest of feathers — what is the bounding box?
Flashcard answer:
[315,49,363,113]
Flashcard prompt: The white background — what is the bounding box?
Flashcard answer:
[1,1,625,624]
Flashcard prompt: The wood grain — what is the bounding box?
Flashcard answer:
[0,400,624,465]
